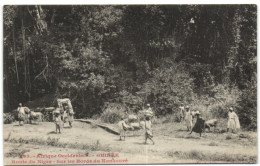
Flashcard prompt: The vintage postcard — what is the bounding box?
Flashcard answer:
[3,5,257,165]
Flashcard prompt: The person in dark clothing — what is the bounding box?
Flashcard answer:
[190,111,205,137]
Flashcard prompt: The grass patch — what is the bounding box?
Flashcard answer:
[6,137,111,152]
[208,142,218,146]
[5,148,30,158]
[167,150,256,163]
[4,132,12,142]
[90,124,98,128]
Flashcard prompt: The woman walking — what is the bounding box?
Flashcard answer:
[190,111,205,137]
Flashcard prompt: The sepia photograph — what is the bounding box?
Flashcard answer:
[2,4,257,165]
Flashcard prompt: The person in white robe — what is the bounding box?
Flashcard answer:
[227,107,240,133]
[179,103,185,121]
[185,106,193,132]
[118,118,127,141]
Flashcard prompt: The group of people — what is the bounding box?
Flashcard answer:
[15,100,74,134]
[16,101,241,139]
[16,103,43,126]
[117,103,241,143]
[118,104,155,145]
[179,103,241,137]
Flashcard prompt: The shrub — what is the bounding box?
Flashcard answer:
[46,137,60,146]
[136,59,195,116]
[173,112,182,123]
[236,85,257,130]
[100,103,126,124]
[91,114,100,120]
[209,84,241,118]
[117,90,143,113]
[4,113,15,124]
[164,114,178,123]
[226,135,232,140]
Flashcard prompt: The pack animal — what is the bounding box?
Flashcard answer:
[126,114,145,135]
[204,119,218,132]
[29,111,43,124]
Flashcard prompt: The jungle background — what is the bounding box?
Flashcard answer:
[3,5,257,130]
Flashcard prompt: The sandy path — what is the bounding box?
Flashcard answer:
[3,121,257,164]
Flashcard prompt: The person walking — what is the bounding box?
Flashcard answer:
[17,103,25,126]
[179,103,185,121]
[64,105,74,128]
[67,111,74,128]
[185,106,193,132]
[144,117,155,145]
[118,118,127,141]
[227,107,240,133]
[190,111,205,137]
[185,106,192,131]
[54,113,62,134]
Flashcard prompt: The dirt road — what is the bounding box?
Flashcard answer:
[3,121,257,165]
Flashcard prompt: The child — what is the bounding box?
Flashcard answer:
[54,113,62,134]
[144,116,155,145]
[118,118,127,141]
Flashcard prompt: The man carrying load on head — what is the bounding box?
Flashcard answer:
[66,103,74,128]
[145,104,153,117]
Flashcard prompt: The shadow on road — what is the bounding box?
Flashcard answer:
[63,126,72,129]
[133,142,146,145]
[48,131,57,134]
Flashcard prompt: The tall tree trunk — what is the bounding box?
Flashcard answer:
[12,26,19,84]
[4,46,11,112]
[82,93,86,116]
[21,12,31,100]
[22,15,26,94]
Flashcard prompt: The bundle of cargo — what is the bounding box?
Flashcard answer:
[139,109,153,118]
[128,114,138,122]
[56,98,74,127]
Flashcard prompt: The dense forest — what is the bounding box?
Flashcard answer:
[3,5,257,129]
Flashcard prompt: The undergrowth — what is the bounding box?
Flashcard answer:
[5,136,111,152]
[167,150,256,163]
